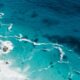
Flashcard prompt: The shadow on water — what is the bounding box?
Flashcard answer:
[43,35,80,56]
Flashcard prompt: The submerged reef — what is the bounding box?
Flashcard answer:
[44,35,80,56]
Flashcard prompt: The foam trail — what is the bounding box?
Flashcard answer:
[30,62,57,75]
[19,38,47,45]
[67,72,74,80]
[74,70,80,75]
[54,46,65,62]
[8,23,13,32]
[0,12,4,19]
[0,32,63,48]
[17,34,63,47]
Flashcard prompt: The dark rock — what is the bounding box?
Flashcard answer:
[5,62,9,64]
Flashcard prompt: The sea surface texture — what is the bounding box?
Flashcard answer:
[0,0,80,80]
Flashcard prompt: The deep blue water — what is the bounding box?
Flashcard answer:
[0,0,80,80]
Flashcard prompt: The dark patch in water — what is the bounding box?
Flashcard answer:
[73,29,80,33]
[74,71,80,75]
[43,35,63,43]
[63,55,68,61]
[42,18,60,27]
[50,65,54,68]
[72,3,80,13]
[22,35,28,39]
[49,62,53,65]
[0,3,4,9]
[62,36,80,55]
[31,11,38,18]
[42,49,48,52]
[21,61,25,65]
[26,0,80,16]
[34,38,38,42]
[0,24,2,28]
[32,38,39,47]
[42,18,53,27]
[49,62,54,68]
[68,77,72,80]
[43,35,80,56]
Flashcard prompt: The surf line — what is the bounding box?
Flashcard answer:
[15,34,63,46]
[54,46,69,63]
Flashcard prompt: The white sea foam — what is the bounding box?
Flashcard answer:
[0,60,27,80]
[54,46,65,62]
[0,12,4,19]
[8,23,13,32]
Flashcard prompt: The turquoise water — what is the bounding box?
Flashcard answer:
[0,0,80,80]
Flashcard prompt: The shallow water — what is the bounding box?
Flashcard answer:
[0,0,80,80]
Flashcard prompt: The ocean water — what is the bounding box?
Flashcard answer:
[0,0,80,80]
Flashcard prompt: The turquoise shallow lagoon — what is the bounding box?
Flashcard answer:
[0,0,80,80]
